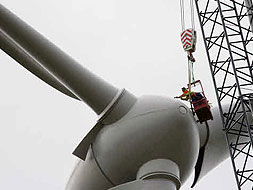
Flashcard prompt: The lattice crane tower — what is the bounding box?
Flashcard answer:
[195,0,253,189]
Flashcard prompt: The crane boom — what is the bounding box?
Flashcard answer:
[195,0,253,189]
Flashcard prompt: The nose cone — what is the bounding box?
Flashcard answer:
[92,96,200,185]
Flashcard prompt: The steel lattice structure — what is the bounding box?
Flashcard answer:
[195,0,253,189]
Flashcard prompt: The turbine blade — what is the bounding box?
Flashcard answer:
[0,30,79,100]
[0,4,118,114]
[191,146,205,188]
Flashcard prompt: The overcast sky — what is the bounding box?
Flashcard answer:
[0,0,238,189]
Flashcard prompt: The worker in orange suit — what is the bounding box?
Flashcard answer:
[175,87,192,101]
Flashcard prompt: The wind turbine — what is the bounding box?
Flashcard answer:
[0,2,246,190]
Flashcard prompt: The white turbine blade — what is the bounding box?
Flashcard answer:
[0,4,118,114]
[0,29,79,100]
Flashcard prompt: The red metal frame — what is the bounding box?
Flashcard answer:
[188,80,213,122]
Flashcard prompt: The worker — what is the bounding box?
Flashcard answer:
[175,87,192,101]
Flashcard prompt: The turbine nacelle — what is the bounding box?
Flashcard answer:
[69,94,200,190]
[94,96,199,184]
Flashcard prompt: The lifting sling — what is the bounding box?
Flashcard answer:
[180,0,196,93]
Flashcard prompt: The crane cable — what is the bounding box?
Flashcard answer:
[180,0,195,31]
[190,0,195,31]
[188,59,196,94]
[180,0,196,93]
[190,0,196,87]
[180,0,185,31]
[188,59,195,92]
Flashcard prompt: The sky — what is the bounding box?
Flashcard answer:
[0,0,238,189]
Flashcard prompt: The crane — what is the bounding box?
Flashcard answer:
[195,0,253,189]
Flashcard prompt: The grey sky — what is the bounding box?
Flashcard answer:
[0,0,237,189]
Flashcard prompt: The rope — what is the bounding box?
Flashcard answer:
[191,60,195,83]
[188,59,196,98]
[180,0,185,31]
[190,0,195,30]
[180,0,195,31]
[180,0,197,100]
[188,59,192,93]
